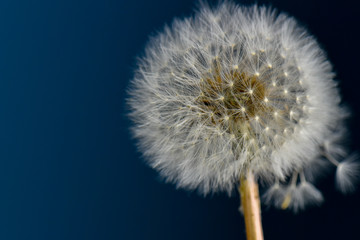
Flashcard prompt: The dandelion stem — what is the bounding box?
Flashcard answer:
[239,171,264,240]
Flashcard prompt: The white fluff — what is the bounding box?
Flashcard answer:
[298,182,324,209]
[322,120,349,158]
[128,2,353,209]
[336,154,360,194]
[303,158,331,182]
[285,182,324,213]
[262,183,285,208]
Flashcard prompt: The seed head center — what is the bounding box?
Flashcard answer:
[198,68,269,125]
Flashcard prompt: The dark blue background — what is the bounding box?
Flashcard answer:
[0,0,359,239]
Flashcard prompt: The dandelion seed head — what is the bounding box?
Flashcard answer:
[128,2,351,200]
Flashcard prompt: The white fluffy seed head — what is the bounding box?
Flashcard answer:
[128,3,349,197]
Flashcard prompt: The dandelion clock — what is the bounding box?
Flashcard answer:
[128,2,359,239]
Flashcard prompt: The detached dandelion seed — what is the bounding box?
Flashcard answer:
[128,2,359,239]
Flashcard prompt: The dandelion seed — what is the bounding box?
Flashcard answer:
[262,182,285,208]
[335,154,360,194]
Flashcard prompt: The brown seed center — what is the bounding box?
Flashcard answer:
[197,66,268,125]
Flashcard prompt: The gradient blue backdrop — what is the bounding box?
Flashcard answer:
[0,0,359,239]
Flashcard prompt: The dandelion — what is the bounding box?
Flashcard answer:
[128,2,359,239]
